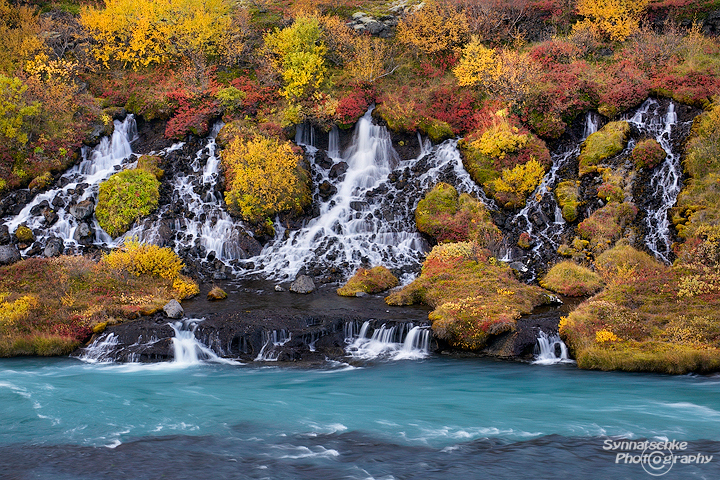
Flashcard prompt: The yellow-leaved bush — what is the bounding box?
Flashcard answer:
[397,0,469,55]
[103,240,199,299]
[574,0,649,42]
[264,16,328,101]
[222,134,311,224]
[486,159,546,208]
[81,0,245,69]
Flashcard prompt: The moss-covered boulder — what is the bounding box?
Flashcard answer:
[415,183,501,245]
[14,226,35,244]
[554,180,581,222]
[337,266,399,297]
[207,286,228,301]
[575,202,638,256]
[418,118,454,143]
[96,169,160,238]
[578,121,630,176]
[386,242,551,350]
[540,261,603,297]
[632,139,666,169]
[137,155,164,179]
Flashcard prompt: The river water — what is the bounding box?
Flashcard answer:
[1,357,719,479]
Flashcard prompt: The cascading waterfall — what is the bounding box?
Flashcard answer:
[2,116,137,250]
[124,123,254,263]
[254,330,292,361]
[345,321,430,360]
[170,319,239,365]
[501,111,600,269]
[246,108,492,280]
[78,333,121,364]
[624,99,680,263]
[532,331,573,365]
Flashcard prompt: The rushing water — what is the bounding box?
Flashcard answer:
[1,358,719,479]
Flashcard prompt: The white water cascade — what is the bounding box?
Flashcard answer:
[170,319,239,365]
[2,116,137,250]
[246,108,493,280]
[345,321,430,360]
[501,111,600,269]
[532,331,574,365]
[78,333,122,364]
[624,99,681,263]
[254,330,292,361]
[124,123,254,263]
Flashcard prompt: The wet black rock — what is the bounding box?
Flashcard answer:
[316,150,334,169]
[0,225,10,245]
[42,208,59,226]
[73,222,94,245]
[44,237,64,257]
[318,181,337,200]
[69,199,94,220]
[329,161,348,179]
[0,245,21,265]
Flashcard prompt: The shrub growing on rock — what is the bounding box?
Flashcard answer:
[485,159,546,209]
[337,266,398,297]
[386,242,551,350]
[540,261,603,297]
[415,183,501,246]
[554,181,581,222]
[578,121,630,177]
[632,139,666,169]
[96,169,160,238]
[222,134,311,224]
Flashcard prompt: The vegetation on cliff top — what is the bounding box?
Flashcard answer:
[337,266,398,297]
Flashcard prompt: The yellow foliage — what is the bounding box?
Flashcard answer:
[222,134,311,223]
[487,159,546,198]
[596,329,619,343]
[471,110,529,159]
[454,37,537,105]
[0,75,41,145]
[173,277,200,300]
[104,240,183,281]
[574,0,649,42]
[81,0,243,69]
[264,16,328,100]
[0,295,38,327]
[425,241,482,263]
[347,35,395,83]
[397,0,470,55]
[0,0,46,74]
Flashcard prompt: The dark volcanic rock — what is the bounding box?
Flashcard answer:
[73,222,94,245]
[0,225,9,245]
[69,199,94,220]
[329,161,348,179]
[0,245,21,265]
[44,237,64,258]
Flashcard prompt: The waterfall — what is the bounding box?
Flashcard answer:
[345,321,430,360]
[501,111,599,269]
[254,330,292,361]
[170,319,239,365]
[78,333,121,364]
[532,331,573,365]
[624,99,681,263]
[3,116,137,250]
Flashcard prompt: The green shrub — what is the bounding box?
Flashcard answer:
[540,261,603,297]
[415,183,501,246]
[337,266,399,297]
[554,180,581,222]
[96,169,160,238]
[137,155,164,179]
[418,118,454,143]
[578,121,630,176]
[632,139,666,169]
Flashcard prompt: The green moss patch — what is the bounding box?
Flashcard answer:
[554,180,581,222]
[96,169,160,238]
[137,155,164,179]
[386,242,551,350]
[337,266,399,297]
[540,261,603,297]
[578,121,630,177]
[415,183,501,245]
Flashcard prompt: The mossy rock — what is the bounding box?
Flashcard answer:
[540,261,603,297]
[96,169,160,238]
[578,121,630,177]
[415,183,501,245]
[14,226,35,243]
[554,180,580,222]
[418,118,454,143]
[207,286,228,301]
[28,172,53,191]
[337,266,399,297]
[137,155,164,180]
[596,182,624,203]
[632,139,666,169]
